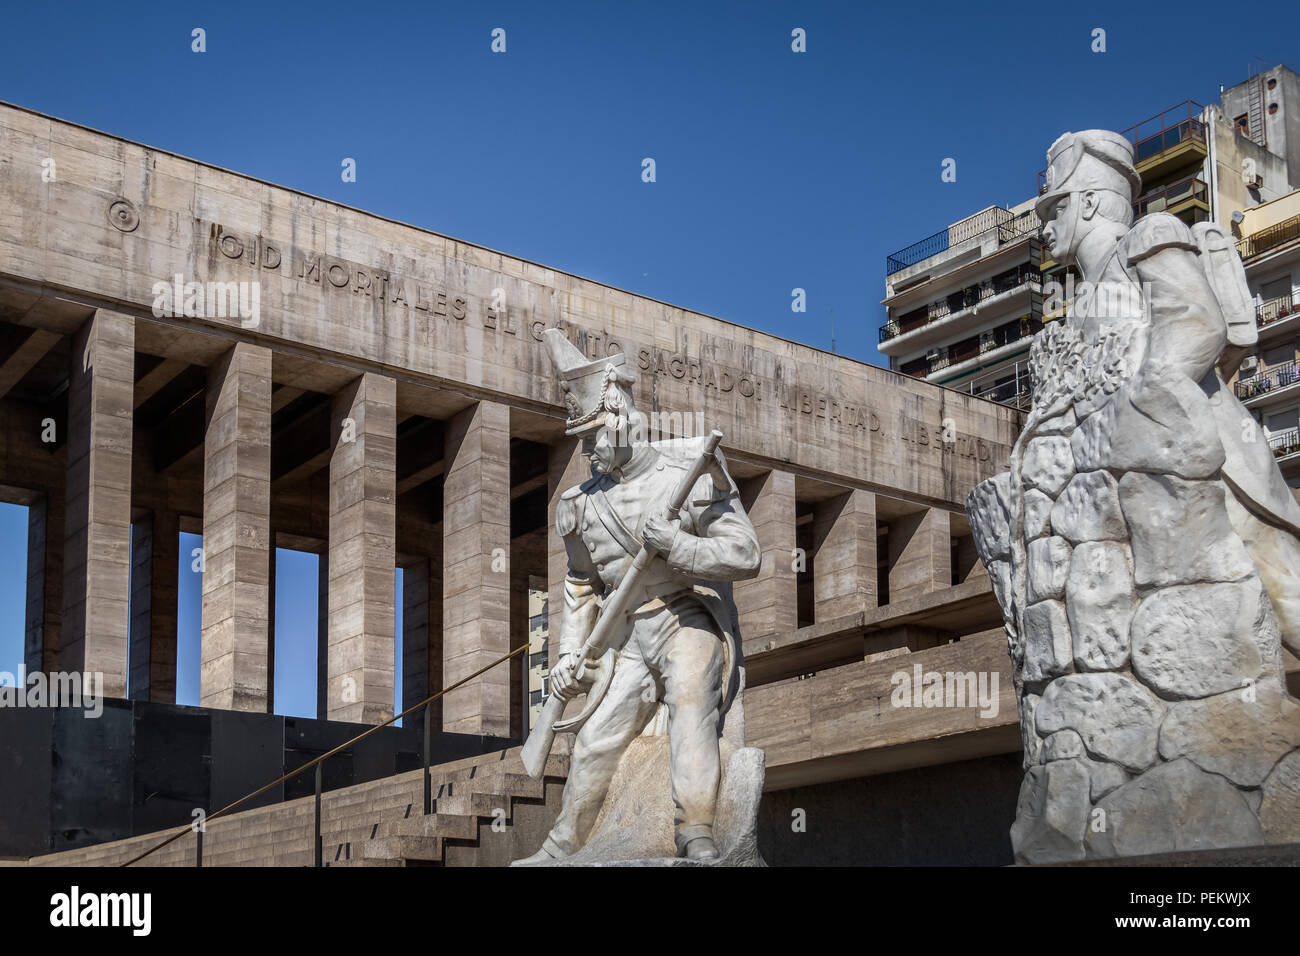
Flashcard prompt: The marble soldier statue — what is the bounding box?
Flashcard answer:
[1033,128,1300,654]
[512,330,762,865]
[965,129,1300,862]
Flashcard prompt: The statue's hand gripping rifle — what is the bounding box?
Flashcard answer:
[520,430,724,779]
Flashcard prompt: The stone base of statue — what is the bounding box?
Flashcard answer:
[532,736,766,867]
[968,356,1300,864]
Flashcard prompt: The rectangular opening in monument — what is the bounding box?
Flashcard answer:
[176,530,203,706]
[0,500,29,680]
[273,547,321,719]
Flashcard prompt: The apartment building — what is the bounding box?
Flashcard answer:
[880,65,1300,411]
[1228,188,1300,490]
[878,202,1043,409]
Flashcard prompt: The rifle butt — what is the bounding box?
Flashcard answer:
[521,694,566,778]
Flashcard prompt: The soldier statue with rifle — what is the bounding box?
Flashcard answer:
[512,330,762,865]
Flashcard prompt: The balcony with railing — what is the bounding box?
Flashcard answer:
[1125,101,1206,171]
[895,314,1043,380]
[1235,358,1300,402]
[1132,174,1210,222]
[886,207,1038,277]
[1258,292,1300,329]
[1237,214,1300,262]
[964,358,1034,410]
[880,264,1042,344]
[1269,428,1300,460]
[1037,101,1207,196]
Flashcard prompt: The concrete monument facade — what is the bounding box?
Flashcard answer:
[1,101,1039,864]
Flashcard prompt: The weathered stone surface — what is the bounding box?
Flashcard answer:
[1010,759,1090,864]
[1070,365,1226,479]
[1082,756,1129,801]
[1260,750,1300,844]
[1022,600,1072,683]
[1159,680,1300,786]
[1043,729,1084,761]
[1118,473,1254,588]
[1020,692,1043,768]
[547,737,765,866]
[966,474,1012,564]
[1027,536,1071,603]
[1087,758,1263,858]
[1037,673,1163,772]
[1065,541,1136,670]
[1020,437,1074,497]
[1023,489,1054,540]
[1036,405,1076,436]
[1050,471,1127,543]
[986,558,1019,662]
[1131,582,1265,699]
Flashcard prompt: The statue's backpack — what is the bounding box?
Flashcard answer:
[1192,222,1256,378]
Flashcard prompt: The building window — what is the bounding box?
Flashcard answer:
[1235,114,1249,136]
[1269,103,1279,115]
[1268,78,1278,90]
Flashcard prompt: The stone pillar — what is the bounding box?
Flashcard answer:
[887,507,952,604]
[442,401,511,737]
[63,310,134,697]
[129,509,178,702]
[326,373,397,725]
[201,343,272,712]
[812,489,877,621]
[25,491,62,675]
[734,470,798,639]
[401,556,442,726]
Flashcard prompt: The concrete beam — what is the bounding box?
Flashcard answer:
[129,509,178,702]
[132,358,188,410]
[24,491,63,675]
[0,327,60,399]
[734,470,798,640]
[442,400,511,736]
[887,507,952,604]
[746,629,1019,791]
[62,310,134,697]
[200,343,272,712]
[326,372,397,724]
[812,489,877,621]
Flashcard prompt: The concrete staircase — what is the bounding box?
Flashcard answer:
[24,747,569,868]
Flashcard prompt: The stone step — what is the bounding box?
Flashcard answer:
[26,744,568,867]
[392,812,481,842]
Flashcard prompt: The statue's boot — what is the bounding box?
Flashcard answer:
[510,845,562,867]
[683,836,719,861]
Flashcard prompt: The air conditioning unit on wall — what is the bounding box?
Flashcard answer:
[1240,354,1259,374]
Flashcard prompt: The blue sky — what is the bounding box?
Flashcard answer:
[1,0,1297,711]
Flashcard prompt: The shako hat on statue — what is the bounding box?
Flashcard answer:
[1035,129,1141,220]
[542,328,636,436]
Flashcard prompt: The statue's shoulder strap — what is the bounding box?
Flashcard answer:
[556,478,596,537]
[1123,212,1198,264]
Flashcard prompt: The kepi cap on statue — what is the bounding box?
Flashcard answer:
[1035,129,1141,221]
[543,328,636,435]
